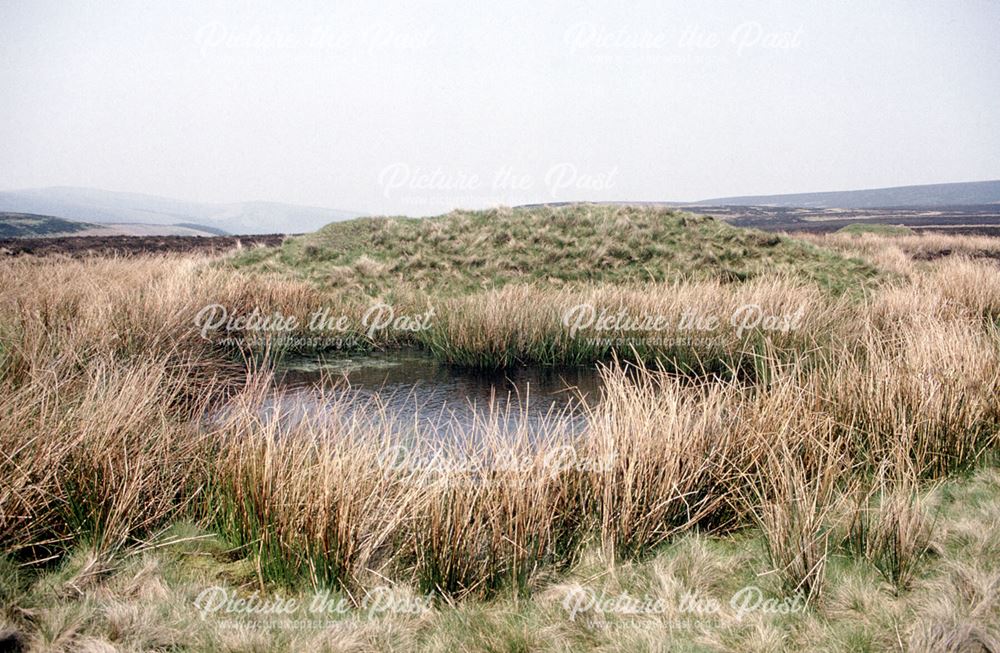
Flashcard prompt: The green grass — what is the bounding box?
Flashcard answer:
[231,204,882,297]
[836,223,915,236]
[4,467,999,652]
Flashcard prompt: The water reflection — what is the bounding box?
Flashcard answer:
[264,350,603,442]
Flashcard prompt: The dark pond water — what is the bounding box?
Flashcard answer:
[262,350,604,442]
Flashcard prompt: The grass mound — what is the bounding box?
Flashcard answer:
[233,204,881,295]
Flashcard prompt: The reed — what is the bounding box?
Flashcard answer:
[845,471,936,593]
[418,276,850,373]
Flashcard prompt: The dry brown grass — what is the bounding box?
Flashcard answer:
[419,275,852,371]
[0,256,326,555]
[583,364,736,558]
[803,230,1000,273]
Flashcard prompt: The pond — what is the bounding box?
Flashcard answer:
[258,350,604,443]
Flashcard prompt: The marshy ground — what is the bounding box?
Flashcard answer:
[1,204,999,652]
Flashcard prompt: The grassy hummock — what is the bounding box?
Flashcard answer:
[224,205,885,371]
[232,204,881,296]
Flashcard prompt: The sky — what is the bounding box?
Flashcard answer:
[1,0,998,216]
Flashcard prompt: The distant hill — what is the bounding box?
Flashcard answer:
[694,180,1000,208]
[0,212,97,238]
[0,212,231,238]
[0,187,364,235]
[171,222,230,236]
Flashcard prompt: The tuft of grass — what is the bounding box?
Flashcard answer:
[846,475,936,593]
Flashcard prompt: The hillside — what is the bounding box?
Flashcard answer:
[232,204,881,294]
[695,179,1000,208]
[0,212,230,238]
[0,212,96,237]
[0,187,364,235]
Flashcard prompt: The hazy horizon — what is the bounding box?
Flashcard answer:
[2,0,999,216]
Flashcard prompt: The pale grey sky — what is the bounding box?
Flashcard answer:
[1,0,998,216]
